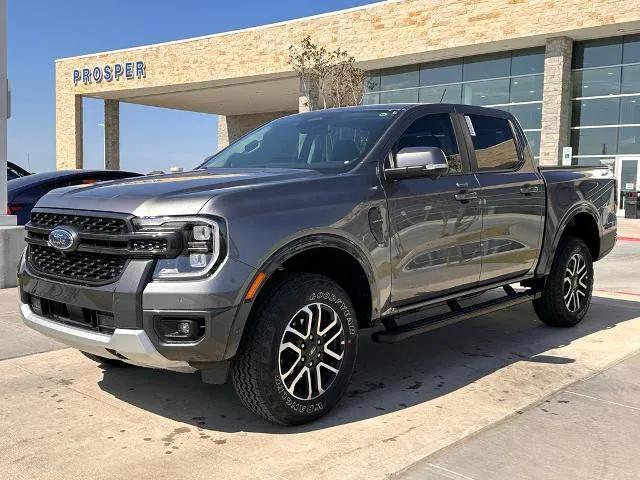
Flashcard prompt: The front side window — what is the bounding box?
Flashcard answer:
[201,110,398,172]
[465,114,520,171]
[396,113,463,174]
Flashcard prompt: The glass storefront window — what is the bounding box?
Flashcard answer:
[572,67,621,97]
[418,84,462,104]
[618,126,640,155]
[380,88,419,103]
[572,38,623,69]
[371,47,544,133]
[463,52,511,81]
[572,36,640,158]
[508,103,542,130]
[572,97,620,126]
[362,92,380,105]
[574,157,610,167]
[524,130,541,157]
[623,34,640,64]
[379,66,419,91]
[419,58,462,86]
[511,47,545,75]
[365,73,380,92]
[509,75,543,103]
[462,78,510,105]
[571,127,619,156]
[620,96,640,124]
[621,64,640,94]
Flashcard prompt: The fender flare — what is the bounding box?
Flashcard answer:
[222,233,380,359]
[537,203,601,276]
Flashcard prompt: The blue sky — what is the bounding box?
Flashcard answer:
[7,0,376,174]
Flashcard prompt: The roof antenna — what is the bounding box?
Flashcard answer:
[439,87,447,103]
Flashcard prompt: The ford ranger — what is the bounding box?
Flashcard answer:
[18,104,617,424]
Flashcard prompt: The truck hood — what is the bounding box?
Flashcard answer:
[36,168,322,216]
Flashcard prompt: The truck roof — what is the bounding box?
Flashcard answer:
[300,103,514,118]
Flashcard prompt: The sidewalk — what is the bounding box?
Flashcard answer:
[398,349,640,480]
[618,217,640,241]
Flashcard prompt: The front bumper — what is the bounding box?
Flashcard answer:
[18,251,257,371]
[20,302,195,372]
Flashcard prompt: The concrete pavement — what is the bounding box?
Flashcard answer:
[399,351,640,480]
[1,229,639,479]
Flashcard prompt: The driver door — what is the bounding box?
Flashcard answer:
[384,112,483,306]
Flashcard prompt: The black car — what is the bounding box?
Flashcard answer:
[8,161,31,180]
[8,169,141,224]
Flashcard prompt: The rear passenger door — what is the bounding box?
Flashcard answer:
[385,111,483,305]
[461,112,545,283]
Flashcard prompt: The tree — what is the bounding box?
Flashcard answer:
[288,36,368,110]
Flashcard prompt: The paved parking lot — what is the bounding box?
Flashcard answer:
[1,229,639,479]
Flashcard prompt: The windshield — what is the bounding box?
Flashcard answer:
[201,109,399,171]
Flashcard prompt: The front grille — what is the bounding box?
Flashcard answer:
[29,244,127,284]
[30,295,115,334]
[30,212,128,234]
[130,238,168,252]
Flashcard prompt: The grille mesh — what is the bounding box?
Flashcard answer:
[29,245,127,284]
[130,238,168,252]
[30,212,128,234]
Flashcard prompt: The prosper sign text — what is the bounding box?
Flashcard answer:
[73,61,145,85]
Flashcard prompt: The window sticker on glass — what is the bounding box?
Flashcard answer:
[465,115,476,136]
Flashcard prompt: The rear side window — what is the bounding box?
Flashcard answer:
[465,114,520,171]
[396,113,463,174]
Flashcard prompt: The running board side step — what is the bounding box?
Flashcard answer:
[372,286,540,344]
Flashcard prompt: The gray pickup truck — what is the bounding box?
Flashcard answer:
[19,104,617,424]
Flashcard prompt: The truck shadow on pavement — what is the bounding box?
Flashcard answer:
[97,294,640,434]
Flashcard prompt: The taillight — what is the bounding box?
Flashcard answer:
[82,179,97,184]
[7,204,21,215]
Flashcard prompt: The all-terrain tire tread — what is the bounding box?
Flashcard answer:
[533,236,593,328]
[232,273,336,424]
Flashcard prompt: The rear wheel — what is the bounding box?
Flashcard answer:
[533,236,594,327]
[231,273,358,425]
[81,352,130,367]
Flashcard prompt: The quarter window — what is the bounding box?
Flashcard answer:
[466,115,520,171]
[396,113,463,174]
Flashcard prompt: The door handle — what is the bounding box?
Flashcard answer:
[454,191,478,203]
[456,181,468,188]
[520,184,540,195]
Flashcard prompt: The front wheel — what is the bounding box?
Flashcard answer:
[533,236,594,327]
[231,273,358,425]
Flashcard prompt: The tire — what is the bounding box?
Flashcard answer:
[533,236,594,327]
[81,351,130,367]
[231,273,359,425]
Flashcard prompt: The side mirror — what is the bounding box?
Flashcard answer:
[385,146,449,180]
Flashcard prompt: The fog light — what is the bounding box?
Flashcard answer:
[176,321,191,335]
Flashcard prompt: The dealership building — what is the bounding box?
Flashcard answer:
[55,0,640,194]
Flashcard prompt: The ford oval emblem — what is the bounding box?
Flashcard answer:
[48,227,77,252]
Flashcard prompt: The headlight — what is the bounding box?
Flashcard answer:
[133,216,223,280]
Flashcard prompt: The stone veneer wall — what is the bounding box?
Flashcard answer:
[539,37,573,166]
[55,0,640,168]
